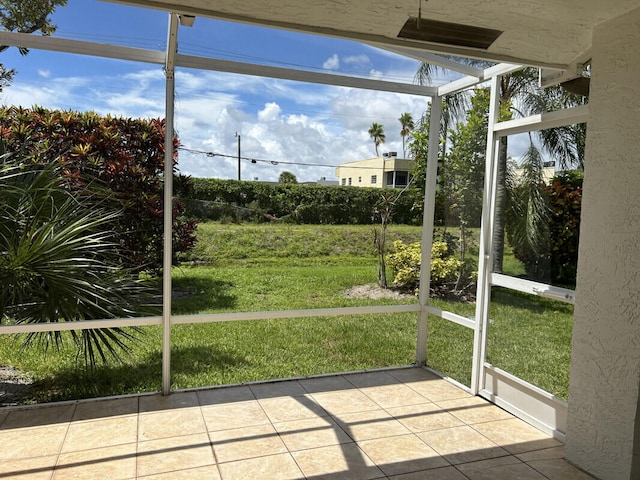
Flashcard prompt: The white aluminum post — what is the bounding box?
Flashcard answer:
[416,95,442,365]
[470,75,501,394]
[161,12,179,396]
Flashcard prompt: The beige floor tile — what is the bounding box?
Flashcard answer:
[388,465,469,480]
[526,458,597,479]
[140,464,221,479]
[418,425,509,465]
[139,391,199,413]
[455,456,547,479]
[258,394,326,423]
[387,402,465,433]
[333,409,411,441]
[0,455,57,479]
[360,384,431,409]
[1,404,75,429]
[299,375,355,393]
[196,386,254,406]
[137,433,215,477]
[72,397,138,421]
[250,380,306,398]
[311,389,380,415]
[62,415,138,452]
[273,416,352,451]
[358,433,450,476]
[292,443,384,480]
[54,442,137,480]
[218,453,303,480]
[516,445,565,462]
[345,371,398,388]
[406,378,473,402]
[0,424,68,461]
[138,406,206,441]
[436,396,514,424]
[472,418,562,454]
[210,423,287,463]
[201,400,270,431]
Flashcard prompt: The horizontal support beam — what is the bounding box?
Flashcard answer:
[425,305,475,329]
[492,273,575,304]
[0,316,163,334]
[493,104,589,137]
[0,31,165,64]
[0,304,421,335]
[172,304,421,325]
[176,53,437,96]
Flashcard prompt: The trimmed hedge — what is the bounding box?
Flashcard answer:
[185,178,424,225]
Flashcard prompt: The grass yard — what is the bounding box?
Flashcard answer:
[0,221,574,404]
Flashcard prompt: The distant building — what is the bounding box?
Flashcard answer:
[316,176,339,186]
[335,152,414,188]
[513,161,557,184]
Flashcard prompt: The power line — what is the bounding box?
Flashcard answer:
[178,146,396,170]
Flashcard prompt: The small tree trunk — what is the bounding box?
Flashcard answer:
[492,136,508,274]
[375,219,388,288]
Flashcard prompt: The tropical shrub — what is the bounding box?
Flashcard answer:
[506,170,582,287]
[0,147,155,366]
[546,171,583,286]
[387,240,461,295]
[0,106,197,273]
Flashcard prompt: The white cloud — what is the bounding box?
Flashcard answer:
[257,102,281,122]
[38,69,51,78]
[322,54,340,70]
[343,54,370,67]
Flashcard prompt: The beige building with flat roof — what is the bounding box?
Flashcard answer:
[335,152,414,188]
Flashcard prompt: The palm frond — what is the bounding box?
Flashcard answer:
[1,150,156,367]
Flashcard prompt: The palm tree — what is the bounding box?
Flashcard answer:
[0,146,154,367]
[368,122,386,156]
[416,61,586,273]
[398,112,414,158]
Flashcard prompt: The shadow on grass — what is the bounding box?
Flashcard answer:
[27,350,163,404]
[171,277,237,315]
[25,343,251,404]
[171,344,250,373]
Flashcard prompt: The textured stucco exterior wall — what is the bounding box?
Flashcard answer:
[566,7,640,480]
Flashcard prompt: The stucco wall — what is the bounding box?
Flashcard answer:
[566,7,640,480]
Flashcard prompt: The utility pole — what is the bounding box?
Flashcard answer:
[234,132,241,180]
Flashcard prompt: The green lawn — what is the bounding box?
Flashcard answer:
[0,222,573,403]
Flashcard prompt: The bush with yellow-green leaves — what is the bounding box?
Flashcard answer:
[387,240,461,295]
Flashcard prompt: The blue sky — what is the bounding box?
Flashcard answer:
[0,0,533,182]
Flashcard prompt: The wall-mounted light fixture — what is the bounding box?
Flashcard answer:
[179,14,196,27]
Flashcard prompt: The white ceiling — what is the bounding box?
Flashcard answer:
[107,0,640,69]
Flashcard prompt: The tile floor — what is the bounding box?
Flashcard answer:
[0,367,595,479]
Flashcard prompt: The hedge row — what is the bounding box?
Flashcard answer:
[183,178,425,225]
